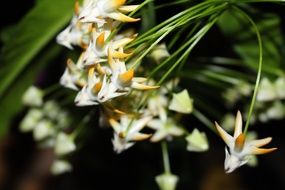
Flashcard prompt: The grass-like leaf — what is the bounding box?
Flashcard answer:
[0,0,73,98]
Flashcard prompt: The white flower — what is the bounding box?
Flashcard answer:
[147,118,184,142]
[155,173,179,190]
[169,89,193,114]
[75,68,126,106]
[33,120,55,141]
[111,133,134,154]
[56,111,71,128]
[147,93,168,121]
[257,78,277,102]
[20,109,43,132]
[97,74,127,102]
[56,15,92,49]
[60,57,87,91]
[109,115,152,153]
[186,128,209,152]
[150,43,170,63]
[50,160,72,175]
[215,111,277,173]
[75,67,101,106]
[266,100,285,120]
[108,52,159,91]
[22,86,43,107]
[55,133,76,156]
[79,0,140,23]
[275,77,285,99]
[43,101,61,120]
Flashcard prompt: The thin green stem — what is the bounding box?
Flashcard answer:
[161,141,171,174]
[158,17,218,85]
[232,6,263,135]
[43,83,61,96]
[71,110,94,139]
[193,110,216,133]
[130,28,173,69]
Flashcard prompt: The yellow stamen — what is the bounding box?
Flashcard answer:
[80,39,88,49]
[88,67,95,78]
[234,134,245,152]
[74,0,80,16]
[75,80,85,88]
[66,59,76,72]
[92,82,102,94]
[118,69,134,86]
[118,132,126,138]
[96,32,105,49]
[111,0,126,8]
[95,64,106,75]
[108,48,116,70]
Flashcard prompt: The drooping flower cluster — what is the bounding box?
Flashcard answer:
[17,1,279,185]
[54,1,212,164]
[57,0,162,153]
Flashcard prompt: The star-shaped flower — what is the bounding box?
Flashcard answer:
[56,15,92,49]
[82,30,133,66]
[108,50,159,91]
[60,57,87,91]
[215,111,277,173]
[74,67,102,106]
[109,115,152,153]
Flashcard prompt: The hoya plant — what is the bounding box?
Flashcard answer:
[0,0,284,189]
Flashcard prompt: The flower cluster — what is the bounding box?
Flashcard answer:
[57,0,162,153]
[20,86,75,175]
[17,1,279,188]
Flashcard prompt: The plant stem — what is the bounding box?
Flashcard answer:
[161,141,171,174]
[233,6,263,135]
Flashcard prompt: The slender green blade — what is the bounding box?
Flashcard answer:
[0,45,62,137]
[0,0,73,97]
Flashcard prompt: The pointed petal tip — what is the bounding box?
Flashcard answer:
[214,121,232,145]
[252,147,278,155]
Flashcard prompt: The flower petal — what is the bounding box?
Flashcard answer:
[248,137,272,148]
[234,110,243,138]
[107,12,140,22]
[214,121,233,146]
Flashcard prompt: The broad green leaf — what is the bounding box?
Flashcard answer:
[0,45,62,137]
[0,0,74,98]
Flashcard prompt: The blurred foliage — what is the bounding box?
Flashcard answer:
[0,0,285,190]
[0,0,74,136]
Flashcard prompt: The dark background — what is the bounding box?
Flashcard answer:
[1,1,285,190]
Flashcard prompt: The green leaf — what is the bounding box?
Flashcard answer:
[0,45,63,137]
[140,1,156,33]
[218,8,284,76]
[0,0,74,98]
